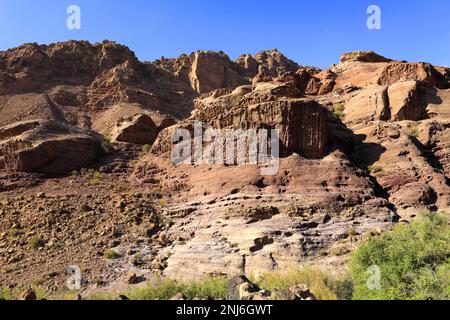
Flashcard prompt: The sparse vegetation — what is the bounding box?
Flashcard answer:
[104,249,120,260]
[142,144,152,153]
[131,252,144,266]
[255,266,349,300]
[89,178,103,186]
[27,236,46,250]
[350,212,450,300]
[410,128,419,138]
[150,187,163,198]
[101,139,115,154]
[125,277,229,300]
[8,228,23,238]
[231,95,244,106]
[333,103,346,119]
[368,164,383,174]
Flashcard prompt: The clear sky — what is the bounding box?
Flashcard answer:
[1,0,449,68]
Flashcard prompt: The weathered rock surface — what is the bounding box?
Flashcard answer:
[340,50,392,63]
[0,120,103,174]
[153,81,329,159]
[110,114,158,145]
[156,51,249,95]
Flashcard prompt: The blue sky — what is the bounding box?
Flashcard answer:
[1,0,449,68]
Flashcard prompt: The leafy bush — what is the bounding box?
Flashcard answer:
[350,212,450,300]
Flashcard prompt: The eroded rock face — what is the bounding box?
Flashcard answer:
[377,62,448,89]
[189,51,249,94]
[252,49,300,77]
[153,81,329,159]
[0,40,198,123]
[156,51,249,95]
[0,120,103,174]
[110,114,158,145]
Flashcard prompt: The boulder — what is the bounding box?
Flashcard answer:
[344,85,390,126]
[170,292,187,300]
[228,275,260,300]
[110,114,159,145]
[18,288,37,301]
[289,284,318,300]
[387,81,425,121]
[0,119,103,174]
[377,62,447,89]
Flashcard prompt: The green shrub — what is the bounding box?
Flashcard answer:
[89,177,102,186]
[27,236,46,249]
[101,139,115,154]
[350,212,450,300]
[410,128,419,138]
[333,104,345,119]
[104,249,120,260]
[368,164,383,174]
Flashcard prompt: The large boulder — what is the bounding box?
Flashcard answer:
[344,85,390,126]
[377,62,448,89]
[387,81,425,121]
[110,114,159,145]
[0,119,103,174]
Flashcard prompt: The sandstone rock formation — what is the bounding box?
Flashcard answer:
[340,50,392,63]
[155,51,249,95]
[110,114,158,145]
[0,119,103,174]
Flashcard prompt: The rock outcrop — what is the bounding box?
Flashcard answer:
[252,49,300,77]
[156,51,249,95]
[153,81,329,159]
[110,114,158,145]
[0,120,103,174]
[340,50,392,63]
